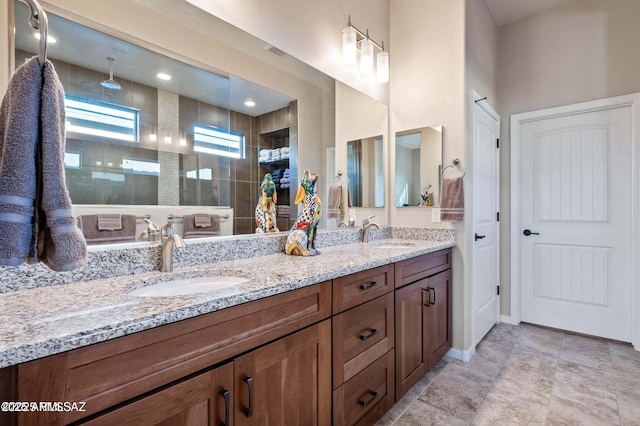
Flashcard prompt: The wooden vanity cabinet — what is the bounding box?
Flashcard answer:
[14,282,331,425]
[332,265,395,426]
[234,320,331,425]
[395,250,452,401]
[4,248,454,425]
[82,320,331,426]
[80,362,234,426]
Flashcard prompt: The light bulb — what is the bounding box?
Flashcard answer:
[376,51,389,83]
[360,39,374,74]
[342,26,357,65]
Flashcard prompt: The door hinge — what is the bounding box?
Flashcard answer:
[497,285,500,295]
[496,212,500,222]
[496,138,500,148]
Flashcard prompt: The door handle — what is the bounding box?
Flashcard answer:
[475,233,486,241]
[242,376,254,417]
[523,229,540,236]
[428,287,436,305]
[219,389,230,426]
[422,288,431,306]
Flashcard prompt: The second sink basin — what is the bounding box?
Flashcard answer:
[128,276,250,297]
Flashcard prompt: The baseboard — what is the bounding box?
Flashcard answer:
[445,346,476,362]
[500,315,513,324]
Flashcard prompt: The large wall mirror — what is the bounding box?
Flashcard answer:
[395,126,443,207]
[12,0,332,236]
[347,136,384,208]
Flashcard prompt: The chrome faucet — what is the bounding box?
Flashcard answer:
[160,220,185,273]
[362,215,380,243]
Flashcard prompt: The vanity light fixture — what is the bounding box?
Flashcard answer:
[156,72,171,81]
[342,15,389,83]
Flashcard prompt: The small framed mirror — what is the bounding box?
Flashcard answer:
[395,125,443,207]
[347,135,385,208]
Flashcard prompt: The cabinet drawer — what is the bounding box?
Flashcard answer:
[332,293,394,387]
[17,281,331,424]
[395,249,451,288]
[333,264,394,314]
[333,350,394,426]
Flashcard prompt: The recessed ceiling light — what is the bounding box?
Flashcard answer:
[244,100,256,107]
[34,33,57,44]
[156,73,171,81]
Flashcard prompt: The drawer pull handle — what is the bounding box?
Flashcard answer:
[242,376,254,418]
[358,390,378,407]
[429,287,436,305]
[422,288,431,307]
[359,281,378,291]
[219,389,230,426]
[359,328,378,341]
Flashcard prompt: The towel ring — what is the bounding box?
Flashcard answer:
[19,0,49,66]
[441,158,466,179]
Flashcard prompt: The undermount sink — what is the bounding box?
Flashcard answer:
[369,241,417,249]
[128,276,250,297]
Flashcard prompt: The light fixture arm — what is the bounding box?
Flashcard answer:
[346,15,386,52]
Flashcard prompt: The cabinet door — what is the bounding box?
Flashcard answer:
[234,320,331,426]
[81,362,234,426]
[425,269,453,366]
[394,279,428,400]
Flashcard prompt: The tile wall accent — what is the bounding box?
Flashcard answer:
[157,90,181,205]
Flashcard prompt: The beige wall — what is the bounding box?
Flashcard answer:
[185,0,389,104]
[499,0,640,316]
[390,0,467,350]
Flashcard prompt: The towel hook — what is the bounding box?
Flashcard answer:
[19,0,49,66]
[441,158,466,179]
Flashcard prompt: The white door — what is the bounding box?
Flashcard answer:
[518,105,633,341]
[472,97,500,346]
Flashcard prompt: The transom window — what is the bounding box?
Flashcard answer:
[193,124,244,159]
[65,96,139,142]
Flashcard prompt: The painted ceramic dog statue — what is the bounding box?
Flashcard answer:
[255,173,279,233]
[285,169,322,256]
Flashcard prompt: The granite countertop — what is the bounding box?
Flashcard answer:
[0,238,454,368]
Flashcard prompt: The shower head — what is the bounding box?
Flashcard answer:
[101,57,121,90]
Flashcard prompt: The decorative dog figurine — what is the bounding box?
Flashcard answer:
[255,173,279,233]
[285,169,322,256]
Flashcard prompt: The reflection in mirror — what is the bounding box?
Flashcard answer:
[395,126,443,207]
[13,1,299,235]
[347,136,384,208]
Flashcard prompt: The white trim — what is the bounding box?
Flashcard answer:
[510,92,640,349]
[446,346,476,362]
[500,315,515,325]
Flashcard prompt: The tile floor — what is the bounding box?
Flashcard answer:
[375,323,640,425]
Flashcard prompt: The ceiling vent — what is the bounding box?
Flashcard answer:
[264,44,289,58]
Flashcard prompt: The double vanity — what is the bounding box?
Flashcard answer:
[0,228,454,425]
